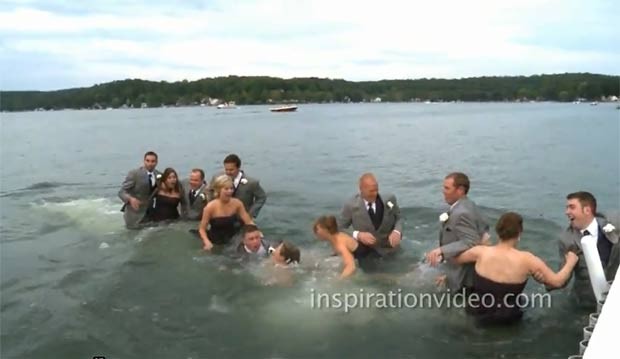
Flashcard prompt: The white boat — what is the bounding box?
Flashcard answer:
[217,101,237,109]
[269,105,297,112]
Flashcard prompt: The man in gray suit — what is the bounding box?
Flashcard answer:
[543,191,619,308]
[208,153,267,219]
[118,151,161,229]
[426,172,490,293]
[338,173,403,257]
[181,168,208,221]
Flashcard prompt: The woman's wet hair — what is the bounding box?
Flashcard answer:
[212,174,233,198]
[280,241,300,264]
[495,212,523,240]
[313,215,338,234]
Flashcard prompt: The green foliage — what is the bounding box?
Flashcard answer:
[1,73,618,111]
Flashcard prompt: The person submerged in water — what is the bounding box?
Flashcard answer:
[454,212,579,326]
[313,215,381,279]
[236,224,272,257]
[269,241,300,266]
[258,240,300,287]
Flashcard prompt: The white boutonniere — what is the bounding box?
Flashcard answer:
[156,174,162,180]
[199,193,206,200]
[387,201,394,209]
[439,212,449,223]
[603,223,616,233]
[240,178,248,185]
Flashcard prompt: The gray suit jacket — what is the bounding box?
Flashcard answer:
[438,197,490,291]
[553,215,619,306]
[208,171,267,218]
[338,193,403,255]
[180,179,208,220]
[118,167,161,229]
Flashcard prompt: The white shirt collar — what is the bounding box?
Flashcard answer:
[581,218,599,237]
[363,199,376,210]
[233,171,243,188]
[450,199,460,211]
[192,182,206,192]
[244,244,266,255]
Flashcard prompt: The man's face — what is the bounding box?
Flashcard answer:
[144,155,157,172]
[189,171,202,190]
[359,177,378,202]
[565,198,592,230]
[244,231,262,252]
[224,162,240,178]
[442,178,461,205]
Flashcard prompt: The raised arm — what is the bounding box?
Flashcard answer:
[528,251,579,288]
[198,204,213,250]
[453,245,485,264]
[440,212,482,259]
[544,237,573,291]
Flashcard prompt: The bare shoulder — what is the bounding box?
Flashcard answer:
[337,232,356,248]
[231,197,245,208]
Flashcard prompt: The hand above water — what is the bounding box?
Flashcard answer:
[425,247,443,266]
[129,197,141,210]
[358,232,377,246]
[388,230,401,248]
[435,274,447,288]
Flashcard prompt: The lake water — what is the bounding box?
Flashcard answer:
[1,103,619,358]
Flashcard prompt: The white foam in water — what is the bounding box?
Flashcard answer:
[99,242,110,249]
[208,295,230,314]
[37,197,123,234]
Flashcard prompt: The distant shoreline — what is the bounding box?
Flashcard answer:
[1,73,618,112]
[3,100,619,114]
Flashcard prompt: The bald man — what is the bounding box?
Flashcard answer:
[338,173,403,257]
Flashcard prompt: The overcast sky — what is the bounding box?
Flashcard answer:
[1,0,618,90]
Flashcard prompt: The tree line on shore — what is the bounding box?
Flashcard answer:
[1,73,618,111]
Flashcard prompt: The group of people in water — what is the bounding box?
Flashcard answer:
[118,151,619,326]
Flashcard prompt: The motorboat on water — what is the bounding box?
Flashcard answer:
[217,101,237,109]
[269,105,297,112]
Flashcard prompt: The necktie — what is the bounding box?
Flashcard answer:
[189,190,196,205]
[148,173,154,187]
[368,202,375,217]
[583,230,591,236]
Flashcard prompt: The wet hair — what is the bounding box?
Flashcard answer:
[445,172,470,194]
[144,151,158,160]
[242,224,260,238]
[495,212,523,240]
[191,168,205,180]
[280,241,300,264]
[313,215,339,235]
[223,154,241,168]
[212,175,233,198]
[567,191,597,215]
[158,167,181,193]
